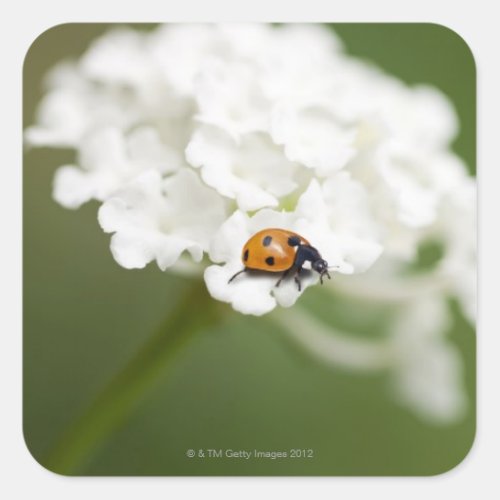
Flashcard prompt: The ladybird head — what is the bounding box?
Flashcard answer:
[312,258,328,275]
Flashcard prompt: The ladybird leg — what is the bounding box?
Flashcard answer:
[320,271,331,285]
[228,268,247,284]
[294,267,303,292]
[294,274,302,292]
[275,268,291,288]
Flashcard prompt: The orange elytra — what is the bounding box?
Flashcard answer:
[228,228,331,291]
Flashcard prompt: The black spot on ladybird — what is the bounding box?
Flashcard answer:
[288,236,301,247]
[263,235,272,246]
[265,256,275,266]
[243,249,249,261]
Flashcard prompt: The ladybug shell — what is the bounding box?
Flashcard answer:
[241,228,310,272]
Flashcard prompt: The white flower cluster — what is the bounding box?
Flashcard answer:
[26,23,475,320]
[27,24,476,423]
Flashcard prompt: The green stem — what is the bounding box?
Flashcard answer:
[44,280,224,475]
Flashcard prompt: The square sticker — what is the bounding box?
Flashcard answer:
[23,23,476,476]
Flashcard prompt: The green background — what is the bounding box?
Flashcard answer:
[23,24,476,476]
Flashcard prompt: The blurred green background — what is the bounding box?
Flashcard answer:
[23,24,475,476]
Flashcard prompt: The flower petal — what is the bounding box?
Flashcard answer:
[271,103,356,175]
[24,88,90,148]
[98,169,225,270]
[80,28,154,87]
[208,210,250,263]
[52,165,103,209]
[194,58,270,138]
[389,296,466,422]
[205,263,277,316]
[186,126,283,211]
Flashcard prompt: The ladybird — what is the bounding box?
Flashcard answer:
[228,228,331,291]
